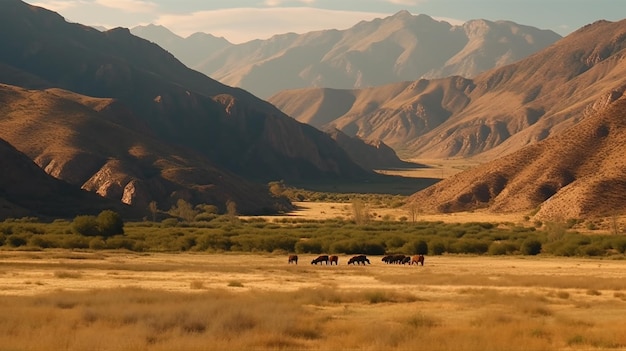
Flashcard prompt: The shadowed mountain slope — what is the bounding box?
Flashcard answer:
[136,11,559,99]
[0,84,290,215]
[406,91,626,220]
[0,136,136,220]
[270,18,626,160]
[0,0,373,214]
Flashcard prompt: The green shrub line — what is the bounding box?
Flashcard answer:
[1,213,626,257]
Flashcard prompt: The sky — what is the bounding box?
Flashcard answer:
[26,0,625,44]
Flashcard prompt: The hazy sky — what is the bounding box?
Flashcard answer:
[26,0,625,44]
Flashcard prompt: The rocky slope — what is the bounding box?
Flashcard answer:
[270,19,626,161]
[406,90,626,220]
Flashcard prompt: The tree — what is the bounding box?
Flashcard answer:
[71,215,99,236]
[226,200,238,224]
[96,210,124,237]
[268,181,285,197]
[406,202,421,223]
[148,201,158,222]
[352,199,369,225]
[169,199,198,222]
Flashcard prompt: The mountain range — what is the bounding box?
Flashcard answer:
[2,0,625,221]
[0,0,390,218]
[271,19,626,162]
[130,11,561,99]
[269,18,626,218]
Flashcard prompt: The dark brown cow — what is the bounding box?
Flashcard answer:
[329,255,339,265]
[348,255,370,265]
[288,255,298,264]
[411,255,425,266]
[311,255,329,265]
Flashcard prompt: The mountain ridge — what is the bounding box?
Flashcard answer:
[131,11,560,99]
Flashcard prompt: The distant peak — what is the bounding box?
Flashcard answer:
[392,10,413,17]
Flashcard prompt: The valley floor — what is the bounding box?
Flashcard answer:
[1,251,626,350]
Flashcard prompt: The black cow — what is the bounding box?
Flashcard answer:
[311,255,330,265]
[348,255,370,265]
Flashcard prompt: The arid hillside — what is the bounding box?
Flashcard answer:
[0,135,134,219]
[0,0,394,216]
[0,84,292,215]
[270,18,626,161]
[134,11,559,99]
[406,92,626,220]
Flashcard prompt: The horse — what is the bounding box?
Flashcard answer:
[311,255,329,265]
[348,255,370,265]
[411,255,425,266]
[288,254,298,264]
[329,255,339,265]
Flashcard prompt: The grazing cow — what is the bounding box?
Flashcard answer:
[401,256,411,265]
[348,255,370,265]
[311,255,330,265]
[382,255,393,264]
[329,255,339,265]
[391,254,406,264]
[288,255,298,264]
[411,255,425,266]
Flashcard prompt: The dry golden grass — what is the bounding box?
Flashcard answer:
[2,251,626,350]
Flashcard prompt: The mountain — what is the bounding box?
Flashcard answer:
[406,90,626,220]
[270,19,626,161]
[130,24,232,69]
[0,136,135,220]
[0,83,290,215]
[131,11,560,99]
[324,128,421,170]
[0,0,372,215]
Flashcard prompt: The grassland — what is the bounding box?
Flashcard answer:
[2,251,626,350]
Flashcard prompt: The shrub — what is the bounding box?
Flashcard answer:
[521,238,542,255]
[453,239,489,254]
[61,235,90,249]
[488,242,508,255]
[429,239,447,255]
[161,218,178,228]
[89,237,106,250]
[28,235,54,248]
[402,240,429,255]
[7,234,28,247]
[295,240,322,254]
[71,215,99,236]
[96,210,124,237]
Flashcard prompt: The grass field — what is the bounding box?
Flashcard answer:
[2,250,626,350]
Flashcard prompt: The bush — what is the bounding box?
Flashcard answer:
[89,237,106,250]
[7,234,28,247]
[96,210,124,237]
[161,218,178,228]
[429,239,447,255]
[295,240,323,254]
[71,215,99,236]
[521,238,542,255]
[402,240,429,255]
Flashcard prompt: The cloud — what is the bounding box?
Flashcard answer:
[29,0,90,12]
[93,0,158,14]
[156,7,390,43]
[264,0,316,5]
[386,0,424,5]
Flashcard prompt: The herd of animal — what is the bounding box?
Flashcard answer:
[287,254,425,266]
